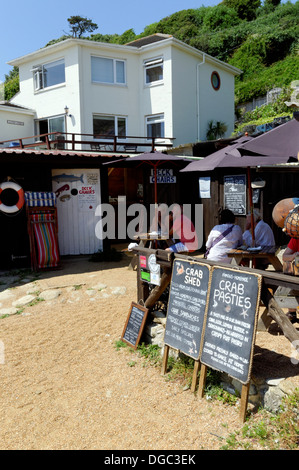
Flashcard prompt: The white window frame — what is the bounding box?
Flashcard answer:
[144,57,163,86]
[146,114,165,140]
[32,59,65,91]
[91,56,126,85]
[93,114,127,141]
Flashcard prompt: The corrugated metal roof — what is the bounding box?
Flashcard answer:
[0,147,130,160]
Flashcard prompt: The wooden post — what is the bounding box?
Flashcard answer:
[261,285,299,344]
[161,345,170,375]
[191,360,201,393]
[197,364,208,399]
[144,269,172,309]
[240,383,250,423]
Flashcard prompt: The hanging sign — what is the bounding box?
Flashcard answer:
[224,174,246,215]
[150,169,176,184]
[139,254,161,286]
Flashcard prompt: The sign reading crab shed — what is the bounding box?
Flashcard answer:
[164,259,211,360]
[200,267,262,384]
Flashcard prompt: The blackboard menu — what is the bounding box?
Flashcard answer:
[121,302,149,349]
[224,174,246,215]
[200,266,262,384]
[164,259,211,360]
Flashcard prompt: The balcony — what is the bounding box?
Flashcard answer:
[0,132,175,154]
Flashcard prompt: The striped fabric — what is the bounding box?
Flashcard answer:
[31,213,59,269]
[25,192,56,207]
[25,192,60,270]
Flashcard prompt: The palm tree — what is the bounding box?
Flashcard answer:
[206,120,228,140]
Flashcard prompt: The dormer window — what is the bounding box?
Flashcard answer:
[32,59,65,91]
[144,57,163,85]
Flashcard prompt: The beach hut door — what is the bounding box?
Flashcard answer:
[51,169,102,255]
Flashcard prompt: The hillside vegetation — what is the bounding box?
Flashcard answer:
[4,1,299,130]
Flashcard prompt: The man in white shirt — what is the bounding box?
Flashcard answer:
[205,209,243,263]
[243,209,275,249]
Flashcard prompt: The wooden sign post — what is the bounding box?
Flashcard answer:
[198,266,262,422]
[161,259,211,391]
[121,302,149,350]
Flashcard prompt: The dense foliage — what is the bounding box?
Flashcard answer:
[4,1,299,111]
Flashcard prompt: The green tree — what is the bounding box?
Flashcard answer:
[206,120,228,140]
[67,16,98,38]
[4,66,19,101]
[264,0,281,7]
[223,0,261,21]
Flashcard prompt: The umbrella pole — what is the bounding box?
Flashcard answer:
[247,166,256,256]
[154,165,158,248]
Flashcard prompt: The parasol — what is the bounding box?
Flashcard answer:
[181,144,293,247]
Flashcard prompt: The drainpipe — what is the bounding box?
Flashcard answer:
[197,54,206,142]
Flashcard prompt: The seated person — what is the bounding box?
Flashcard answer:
[243,209,275,250]
[166,205,198,253]
[205,209,242,264]
[282,237,299,323]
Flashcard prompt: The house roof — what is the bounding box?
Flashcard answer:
[126,34,172,48]
[0,101,35,115]
[8,35,241,76]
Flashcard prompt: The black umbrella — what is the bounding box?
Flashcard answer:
[237,119,299,159]
[181,145,292,246]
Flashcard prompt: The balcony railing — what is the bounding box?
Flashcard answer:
[0,132,175,153]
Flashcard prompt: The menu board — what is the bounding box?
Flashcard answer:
[121,302,149,349]
[164,259,211,360]
[200,266,262,384]
[224,174,246,215]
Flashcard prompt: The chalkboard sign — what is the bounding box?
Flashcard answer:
[200,266,262,384]
[224,174,246,216]
[121,302,149,349]
[164,259,211,360]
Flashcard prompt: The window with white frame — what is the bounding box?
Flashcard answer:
[93,115,127,139]
[32,59,65,91]
[144,57,163,85]
[146,114,165,139]
[91,56,126,85]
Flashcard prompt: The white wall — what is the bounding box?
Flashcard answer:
[0,106,35,143]
[8,38,239,147]
[197,60,236,140]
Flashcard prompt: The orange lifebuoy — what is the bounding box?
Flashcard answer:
[0,181,25,214]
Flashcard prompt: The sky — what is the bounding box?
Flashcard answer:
[0,0,296,84]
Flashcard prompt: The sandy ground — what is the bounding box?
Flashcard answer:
[0,254,298,451]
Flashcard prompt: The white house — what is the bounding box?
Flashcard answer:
[0,102,35,144]
[7,34,241,147]
[1,34,241,262]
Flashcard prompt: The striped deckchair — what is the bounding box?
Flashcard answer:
[25,192,60,270]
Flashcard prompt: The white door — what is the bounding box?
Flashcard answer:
[52,169,102,255]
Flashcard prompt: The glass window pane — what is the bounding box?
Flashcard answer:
[117,118,126,137]
[146,65,163,84]
[147,121,164,138]
[116,61,125,84]
[93,116,115,138]
[48,116,65,139]
[43,60,65,88]
[91,57,114,83]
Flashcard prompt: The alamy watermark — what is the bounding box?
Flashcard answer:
[94,200,203,250]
